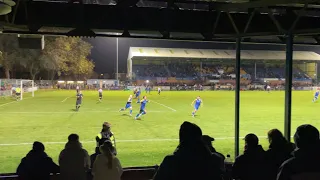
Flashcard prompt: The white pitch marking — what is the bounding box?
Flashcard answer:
[0,110,170,114]
[151,100,177,112]
[0,97,32,107]
[0,135,292,146]
[61,96,72,103]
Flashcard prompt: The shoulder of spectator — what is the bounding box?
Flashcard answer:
[277,158,295,180]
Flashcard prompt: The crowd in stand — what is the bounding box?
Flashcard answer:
[15,121,320,180]
[133,63,310,81]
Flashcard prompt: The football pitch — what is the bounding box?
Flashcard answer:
[0,90,319,173]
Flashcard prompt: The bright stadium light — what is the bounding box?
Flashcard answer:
[146,80,149,83]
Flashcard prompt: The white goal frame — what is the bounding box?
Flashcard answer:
[20,80,34,100]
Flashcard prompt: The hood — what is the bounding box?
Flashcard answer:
[65,141,82,149]
[25,150,48,160]
[174,140,211,159]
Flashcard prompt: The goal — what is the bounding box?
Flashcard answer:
[20,80,35,100]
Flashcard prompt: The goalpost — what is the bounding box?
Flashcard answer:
[20,80,35,100]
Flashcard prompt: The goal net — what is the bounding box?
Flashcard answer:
[20,80,36,100]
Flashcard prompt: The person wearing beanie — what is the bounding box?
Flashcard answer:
[17,141,59,180]
[154,121,224,180]
[277,124,320,180]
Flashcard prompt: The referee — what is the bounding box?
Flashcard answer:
[96,122,117,155]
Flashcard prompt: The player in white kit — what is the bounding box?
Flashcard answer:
[98,88,103,102]
[76,85,80,93]
[158,87,161,95]
[267,85,271,93]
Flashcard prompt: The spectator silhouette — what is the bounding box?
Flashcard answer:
[232,133,268,180]
[92,140,123,180]
[90,147,101,169]
[265,129,295,180]
[153,121,224,180]
[202,135,225,161]
[277,124,320,180]
[16,141,59,180]
[59,134,90,180]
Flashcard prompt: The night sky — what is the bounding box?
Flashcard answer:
[86,38,320,78]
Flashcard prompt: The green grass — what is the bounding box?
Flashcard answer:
[0,90,319,173]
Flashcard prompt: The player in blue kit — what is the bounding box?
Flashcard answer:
[135,96,149,120]
[119,95,133,116]
[313,89,320,102]
[135,88,141,103]
[191,96,203,117]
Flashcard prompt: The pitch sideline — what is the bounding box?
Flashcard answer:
[61,96,73,103]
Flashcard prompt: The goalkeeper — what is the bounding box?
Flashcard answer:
[15,87,21,101]
[96,122,117,155]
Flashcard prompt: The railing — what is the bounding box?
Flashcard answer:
[0,166,158,180]
[0,163,233,180]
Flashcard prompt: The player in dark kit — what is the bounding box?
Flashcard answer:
[76,91,83,111]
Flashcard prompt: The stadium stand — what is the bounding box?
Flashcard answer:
[129,48,319,86]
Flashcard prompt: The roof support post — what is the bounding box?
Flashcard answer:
[235,37,241,157]
[284,33,293,141]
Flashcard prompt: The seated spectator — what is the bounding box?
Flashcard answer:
[90,147,101,169]
[16,141,59,180]
[153,121,224,180]
[59,134,90,180]
[277,124,320,180]
[265,129,295,180]
[92,141,123,180]
[202,135,225,161]
[232,133,268,180]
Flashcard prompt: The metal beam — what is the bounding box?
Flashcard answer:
[235,37,241,157]
[284,33,293,141]
[6,1,320,39]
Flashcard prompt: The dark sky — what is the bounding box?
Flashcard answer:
[86,38,320,78]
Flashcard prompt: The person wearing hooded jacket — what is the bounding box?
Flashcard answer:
[265,129,295,180]
[153,121,224,180]
[17,141,59,180]
[59,134,90,180]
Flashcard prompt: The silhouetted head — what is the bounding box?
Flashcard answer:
[32,141,45,152]
[268,129,285,144]
[294,124,320,149]
[68,134,79,142]
[244,133,259,147]
[179,121,202,143]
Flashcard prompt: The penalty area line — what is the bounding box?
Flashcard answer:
[0,135,294,146]
[61,96,72,103]
[0,97,32,108]
[151,100,177,112]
